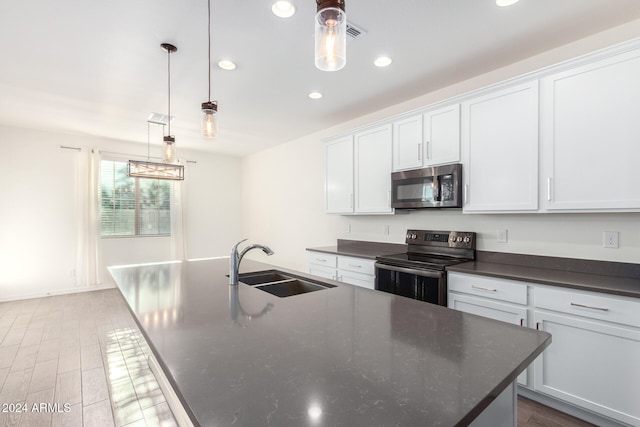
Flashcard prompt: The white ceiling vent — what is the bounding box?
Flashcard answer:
[147,112,175,126]
[346,22,366,40]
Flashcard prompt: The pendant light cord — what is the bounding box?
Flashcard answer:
[207,0,211,102]
[167,48,171,136]
[147,121,150,160]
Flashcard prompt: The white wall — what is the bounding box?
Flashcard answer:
[0,125,242,301]
[241,20,640,273]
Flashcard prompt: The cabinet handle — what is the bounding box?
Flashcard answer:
[570,302,609,312]
[348,264,362,268]
[520,318,524,327]
[425,141,430,160]
[536,322,540,330]
[315,259,327,263]
[547,177,552,201]
[472,285,497,292]
[418,143,422,161]
[464,184,469,205]
[349,193,353,209]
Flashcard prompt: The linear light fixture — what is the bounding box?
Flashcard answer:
[128,159,184,180]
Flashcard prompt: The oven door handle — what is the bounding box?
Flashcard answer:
[375,262,444,279]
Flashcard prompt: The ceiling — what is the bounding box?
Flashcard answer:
[1,0,639,157]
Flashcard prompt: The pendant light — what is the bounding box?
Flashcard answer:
[315,0,346,72]
[162,43,178,160]
[127,43,184,181]
[201,0,218,138]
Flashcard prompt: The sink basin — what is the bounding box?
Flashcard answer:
[238,270,293,285]
[237,269,336,298]
[256,280,330,298]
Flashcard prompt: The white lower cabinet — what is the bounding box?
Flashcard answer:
[449,271,640,426]
[307,251,375,290]
[448,273,529,386]
[533,286,640,426]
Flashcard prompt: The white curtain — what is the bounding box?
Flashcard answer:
[75,148,101,287]
[170,162,187,260]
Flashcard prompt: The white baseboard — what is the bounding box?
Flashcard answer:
[0,283,116,303]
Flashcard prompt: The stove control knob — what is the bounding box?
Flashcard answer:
[456,236,463,242]
[411,233,417,240]
[406,233,411,240]
[463,236,471,243]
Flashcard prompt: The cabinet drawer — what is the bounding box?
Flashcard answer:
[448,272,528,305]
[535,286,640,328]
[337,256,375,275]
[307,251,337,268]
[340,270,375,290]
[309,264,336,281]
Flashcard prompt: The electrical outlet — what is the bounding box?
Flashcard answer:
[496,229,508,243]
[603,231,619,248]
[346,223,351,234]
[384,225,390,235]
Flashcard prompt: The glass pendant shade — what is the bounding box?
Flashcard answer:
[201,101,218,138]
[315,1,346,72]
[163,136,176,163]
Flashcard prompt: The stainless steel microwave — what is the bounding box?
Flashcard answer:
[391,163,462,209]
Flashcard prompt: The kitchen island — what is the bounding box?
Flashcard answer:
[108,257,550,426]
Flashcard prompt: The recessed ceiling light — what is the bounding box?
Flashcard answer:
[308,92,323,99]
[496,0,520,6]
[272,1,296,18]
[374,56,393,68]
[217,60,237,71]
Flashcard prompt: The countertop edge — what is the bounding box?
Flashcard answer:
[447,262,640,299]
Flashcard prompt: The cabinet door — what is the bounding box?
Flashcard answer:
[534,311,640,426]
[354,124,393,213]
[540,48,640,211]
[449,293,529,386]
[325,136,354,213]
[423,104,460,166]
[461,81,539,212]
[392,115,423,171]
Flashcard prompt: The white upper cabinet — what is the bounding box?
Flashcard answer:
[392,105,460,172]
[461,81,539,212]
[392,114,423,171]
[354,124,394,214]
[423,104,460,166]
[325,136,354,213]
[540,48,640,211]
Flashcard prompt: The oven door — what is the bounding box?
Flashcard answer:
[374,262,446,306]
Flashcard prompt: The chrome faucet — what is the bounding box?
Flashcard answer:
[229,239,274,285]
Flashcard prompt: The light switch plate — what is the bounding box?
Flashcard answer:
[496,229,508,243]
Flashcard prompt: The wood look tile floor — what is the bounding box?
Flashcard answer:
[0,289,595,427]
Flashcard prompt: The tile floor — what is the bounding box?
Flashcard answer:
[1,289,595,427]
[0,289,177,427]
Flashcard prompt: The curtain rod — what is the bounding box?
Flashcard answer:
[60,145,81,151]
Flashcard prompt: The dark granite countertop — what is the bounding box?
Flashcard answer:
[447,252,640,299]
[109,257,550,427]
[307,239,406,260]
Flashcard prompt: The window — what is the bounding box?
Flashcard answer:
[100,159,171,237]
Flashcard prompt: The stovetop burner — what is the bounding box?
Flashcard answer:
[376,229,476,271]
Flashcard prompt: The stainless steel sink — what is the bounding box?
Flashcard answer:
[237,270,336,298]
[237,270,294,286]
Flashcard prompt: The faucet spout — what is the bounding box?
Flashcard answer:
[229,239,274,285]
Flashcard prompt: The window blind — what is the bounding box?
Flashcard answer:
[99,159,171,237]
